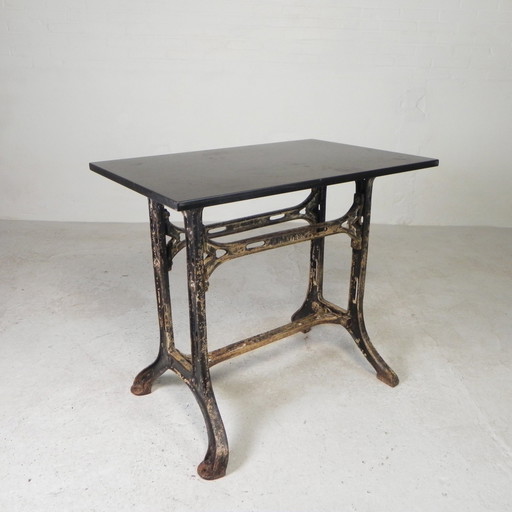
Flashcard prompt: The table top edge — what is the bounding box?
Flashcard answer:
[171,158,439,211]
[89,140,439,212]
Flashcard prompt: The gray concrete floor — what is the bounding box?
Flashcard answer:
[1,220,511,511]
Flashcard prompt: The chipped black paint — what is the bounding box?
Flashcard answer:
[131,180,398,480]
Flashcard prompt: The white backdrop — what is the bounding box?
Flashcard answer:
[1,0,511,226]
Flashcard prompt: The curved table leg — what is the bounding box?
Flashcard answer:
[184,208,229,480]
[347,178,399,387]
[131,199,174,395]
[186,379,229,480]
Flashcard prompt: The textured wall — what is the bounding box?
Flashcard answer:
[1,1,511,226]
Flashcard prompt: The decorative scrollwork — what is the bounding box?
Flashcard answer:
[202,188,364,280]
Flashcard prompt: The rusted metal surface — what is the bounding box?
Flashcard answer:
[206,188,320,236]
[131,180,398,479]
[130,200,176,396]
[345,179,399,387]
[182,208,229,480]
[203,188,362,280]
[291,185,327,331]
[208,310,344,367]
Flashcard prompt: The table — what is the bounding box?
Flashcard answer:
[90,139,438,480]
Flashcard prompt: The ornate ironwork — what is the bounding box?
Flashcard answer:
[131,179,398,480]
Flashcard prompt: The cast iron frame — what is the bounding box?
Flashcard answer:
[131,178,398,480]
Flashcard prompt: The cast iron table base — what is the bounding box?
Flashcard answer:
[90,140,438,480]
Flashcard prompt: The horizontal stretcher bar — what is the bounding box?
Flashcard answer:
[205,190,318,238]
[207,310,347,367]
[206,212,361,271]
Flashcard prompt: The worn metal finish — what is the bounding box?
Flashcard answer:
[132,180,398,479]
[345,179,399,387]
[203,188,361,281]
[131,200,189,396]
[206,189,320,237]
[182,208,229,480]
[132,201,228,479]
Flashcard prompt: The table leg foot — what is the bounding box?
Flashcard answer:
[130,356,167,396]
[197,457,228,480]
[377,370,399,388]
[347,318,399,388]
[188,382,229,480]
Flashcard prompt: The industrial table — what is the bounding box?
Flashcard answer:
[90,139,438,480]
